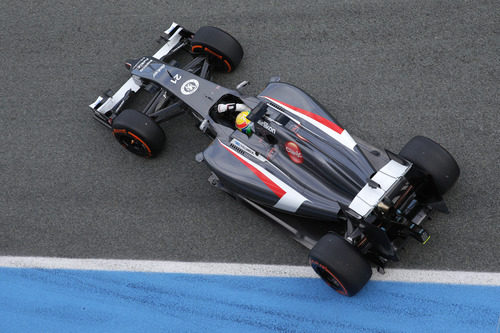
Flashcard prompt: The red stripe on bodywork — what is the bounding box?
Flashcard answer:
[220,142,286,198]
[263,96,344,134]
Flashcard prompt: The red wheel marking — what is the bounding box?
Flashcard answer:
[310,259,348,295]
[191,45,203,52]
[113,129,152,157]
[223,59,232,72]
[192,45,232,72]
[204,47,223,59]
[127,132,152,156]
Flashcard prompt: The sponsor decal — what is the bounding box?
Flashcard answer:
[285,141,303,164]
[257,119,276,134]
[134,57,153,72]
[152,64,165,78]
[180,79,199,95]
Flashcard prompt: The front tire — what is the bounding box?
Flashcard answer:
[112,109,165,158]
[309,233,372,297]
[191,26,244,72]
[399,136,460,195]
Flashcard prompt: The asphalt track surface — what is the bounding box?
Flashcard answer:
[0,1,498,271]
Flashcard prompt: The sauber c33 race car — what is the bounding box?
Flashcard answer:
[90,23,460,296]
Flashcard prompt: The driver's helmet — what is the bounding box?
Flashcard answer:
[235,111,252,135]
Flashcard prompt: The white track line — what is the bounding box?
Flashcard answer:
[1,256,499,286]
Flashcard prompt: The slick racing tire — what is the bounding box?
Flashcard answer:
[112,109,165,158]
[191,26,244,72]
[309,233,372,297]
[400,136,460,195]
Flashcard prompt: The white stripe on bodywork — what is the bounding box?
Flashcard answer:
[152,23,182,59]
[90,76,143,114]
[220,140,308,213]
[263,97,357,150]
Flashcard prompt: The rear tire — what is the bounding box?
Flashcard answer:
[191,26,244,72]
[309,233,372,297]
[399,136,460,195]
[112,109,165,158]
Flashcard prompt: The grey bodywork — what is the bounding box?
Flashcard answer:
[129,56,385,221]
[90,23,444,268]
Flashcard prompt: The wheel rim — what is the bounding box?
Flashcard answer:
[191,45,232,72]
[310,259,347,295]
[114,131,152,157]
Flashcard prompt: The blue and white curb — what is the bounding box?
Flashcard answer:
[1,256,499,332]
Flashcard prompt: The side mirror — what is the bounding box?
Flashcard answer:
[236,81,249,91]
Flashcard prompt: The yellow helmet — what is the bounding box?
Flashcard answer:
[235,111,252,134]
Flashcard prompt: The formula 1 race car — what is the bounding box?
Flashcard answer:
[90,23,460,296]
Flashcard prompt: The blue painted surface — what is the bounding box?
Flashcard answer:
[0,267,498,332]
